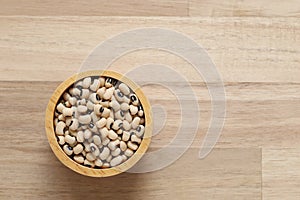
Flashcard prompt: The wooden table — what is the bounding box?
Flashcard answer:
[0,1,299,199]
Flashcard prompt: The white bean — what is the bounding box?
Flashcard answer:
[62,107,73,117]
[117,129,123,135]
[77,105,87,113]
[112,148,121,157]
[99,77,105,87]
[119,83,130,95]
[77,99,86,106]
[55,121,66,136]
[129,105,138,115]
[96,118,106,129]
[58,114,65,121]
[124,149,134,157]
[83,142,91,152]
[82,77,92,89]
[122,155,127,162]
[112,119,122,130]
[54,118,58,126]
[95,159,103,167]
[74,155,84,164]
[58,136,65,145]
[65,135,76,146]
[69,97,77,106]
[76,131,84,143]
[131,135,142,144]
[84,159,95,167]
[63,93,71,101]
[102,138,110,146]
[108,130,118,140]
[81,89,90,99]
[122,120,131,131]
[97,87,106,98]
[103,87,115,100]
[84,129,92,139]
[127,141,138,150]
[102,162,110,168]
[73,88,81,97]
[108,140,120,151]
[90,112,99,123]
[120,141,127,151]
[131,117,140,129]
[86,100,94,111]
[56,103,66,113]
[69,119,79,131]
[86,152,96,161]
[106,155,112,162]
[120,103,129,111]
[100,127,109,139]
[99,101,110,107]
[122,131,130,142]
[73,144,84,154]
[138,110,144,117]
[110,156,123,167]
[78,115,91,124]
[99,147,110,160]
[110,100,120,111]
[125,112,132,123]
[93,135,102,146]
[90,79,100,91]
[65,101,71,108]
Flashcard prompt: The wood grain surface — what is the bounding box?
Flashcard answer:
[0,1,300,199]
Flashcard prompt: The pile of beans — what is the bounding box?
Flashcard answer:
[53,76,145,168]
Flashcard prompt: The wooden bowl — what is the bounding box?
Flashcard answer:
[45,70,152,177]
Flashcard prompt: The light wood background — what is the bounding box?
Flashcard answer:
[0,1,299,199]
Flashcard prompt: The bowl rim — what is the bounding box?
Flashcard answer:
[45,70,152,177]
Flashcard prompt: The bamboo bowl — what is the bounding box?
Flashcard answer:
[45,70,152,177]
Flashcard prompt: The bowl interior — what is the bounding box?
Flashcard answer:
[45,70,152,177]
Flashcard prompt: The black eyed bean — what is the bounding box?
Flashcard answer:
[63,144,73,156]
[130,94,139,105]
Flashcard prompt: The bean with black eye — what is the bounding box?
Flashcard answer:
[89,122,94,128]
[63,144,73,156]
[130,94,139,105]
[96,94,101,101]
[120,110,125,117]
[118,91,124,97]
[94,104,103,115]
[105,78,113,88]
